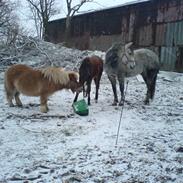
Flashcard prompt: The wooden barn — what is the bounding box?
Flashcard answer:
[46,0,183,72]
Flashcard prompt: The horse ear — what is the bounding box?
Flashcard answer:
[125,42,133,50]
[60,67,65,71]
[68,72,78,82]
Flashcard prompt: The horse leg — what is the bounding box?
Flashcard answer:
[149,76,156,100]
[141,72,151,105]
[15,92,23,107]
[83,84,87,97]
[5,89,15,107]
[94,78,99,103]
[4,83,14,107]
[86,80,92,105]
[40,95,48,113]
[142,69,159,104]
[95,69,103,103]
[151,77,157,100]
[148,69,159,100]
[108,75,118,105]
[117,75,125,106]
[73,83,86,102]
[6,93,14,107]
[94,76,101,103]
[73,92,79,103]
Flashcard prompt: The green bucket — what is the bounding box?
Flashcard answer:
[72,99,89,116]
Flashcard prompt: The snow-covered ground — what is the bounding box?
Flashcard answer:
[0,65,183,182]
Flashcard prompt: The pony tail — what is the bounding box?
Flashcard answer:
[4,71,8,94]
[4,70,11,100]
[4,70,9,90]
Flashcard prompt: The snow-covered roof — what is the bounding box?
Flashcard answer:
[90,0,150,12]
[50,0,150,22]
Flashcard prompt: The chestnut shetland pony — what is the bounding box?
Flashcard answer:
[74,56,103,105]
[4,64,80,113]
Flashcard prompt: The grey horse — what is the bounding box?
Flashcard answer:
[105,42,160,105]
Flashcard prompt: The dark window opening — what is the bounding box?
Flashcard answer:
[176,47,183,72]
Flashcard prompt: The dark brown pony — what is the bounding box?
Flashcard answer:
[4,64,81,113]
[74,56,103,105]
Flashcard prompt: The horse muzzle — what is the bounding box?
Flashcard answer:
[83,91,87,97]
[130,64,135,69]
[76,86,83,93]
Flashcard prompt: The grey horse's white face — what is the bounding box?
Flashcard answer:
[120,42,136,69]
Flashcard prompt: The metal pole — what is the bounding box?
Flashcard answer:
[115,80,129,146]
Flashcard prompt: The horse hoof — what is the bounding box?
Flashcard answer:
[144,100,150,105]
[112,102,117,106]
[17,103,23,107]
[41,110,48,113]
[119,102,124,106]
[40,106,48,113]
[9,103,14,107]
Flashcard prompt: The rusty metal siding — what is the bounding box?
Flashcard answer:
[175,47,183,72]
[155,24,166,46]
[138,24,153,46]
[165,23,175,46]
[157,0,183,23]
[160,47,178,71]
[89,10,122,36]
[163,21,183,46]
[128,11,136,42]
[46,20,65,43]
[121,15,130,43]
[174,21,183,45]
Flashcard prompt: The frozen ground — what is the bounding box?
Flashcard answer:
[0,68,183,182]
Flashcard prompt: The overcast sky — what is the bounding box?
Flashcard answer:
[11,0,143,36]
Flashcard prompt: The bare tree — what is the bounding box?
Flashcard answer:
[26,0,57,40]
[28,3,43,38]
[0,0,20,45]
[0,0,13,33]
[64,0,93,41]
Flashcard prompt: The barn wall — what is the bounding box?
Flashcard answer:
[46,0,183,72]
[156,0,183,72]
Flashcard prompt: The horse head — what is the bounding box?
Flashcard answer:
[121,42,136,69]
[68,72,82,93]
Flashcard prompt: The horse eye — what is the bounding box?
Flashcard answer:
[128,50,132,55]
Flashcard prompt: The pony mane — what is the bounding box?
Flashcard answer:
[40,67,70,85]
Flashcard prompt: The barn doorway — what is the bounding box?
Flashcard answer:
[176,47,183,73]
